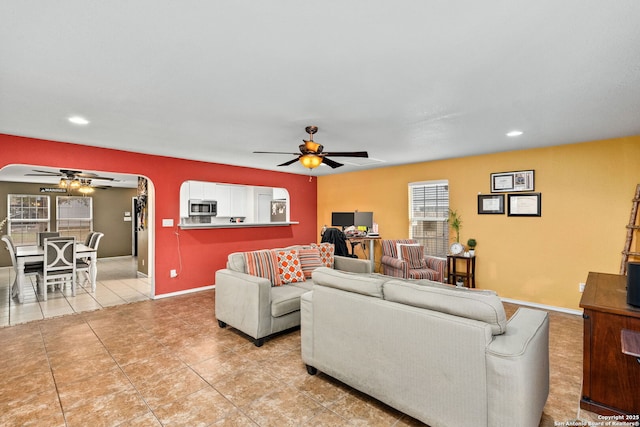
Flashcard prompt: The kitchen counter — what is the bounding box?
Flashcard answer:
[179,221,299,229]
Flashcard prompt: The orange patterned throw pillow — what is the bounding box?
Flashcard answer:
[274,249,305,284]
[311,243,335,268]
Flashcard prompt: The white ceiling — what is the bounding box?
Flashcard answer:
[1,1,639,177]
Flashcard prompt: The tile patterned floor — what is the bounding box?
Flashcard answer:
[0,286,601,426]
[0,256,152,327]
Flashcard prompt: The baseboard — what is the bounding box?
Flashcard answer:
[153,284,215,300]
[500,297,582,316]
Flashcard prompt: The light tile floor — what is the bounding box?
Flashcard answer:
[0,256,151,327]
[0,285,602,426]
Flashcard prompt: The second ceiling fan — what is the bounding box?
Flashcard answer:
[254,126,368,169]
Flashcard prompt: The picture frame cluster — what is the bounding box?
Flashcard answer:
[479,170,541,216]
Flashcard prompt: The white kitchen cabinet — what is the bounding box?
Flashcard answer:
[188,181,204,200]
[216,185,231,217]
[188,181,217,201]
[203,183,216,200]
[216,184,247,217]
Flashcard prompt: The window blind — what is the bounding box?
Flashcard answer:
[408,180,449,257]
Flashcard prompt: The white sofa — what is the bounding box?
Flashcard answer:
[301,267,550,427]
[215,245,371,346]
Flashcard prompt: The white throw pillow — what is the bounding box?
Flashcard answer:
[396,243,420,260]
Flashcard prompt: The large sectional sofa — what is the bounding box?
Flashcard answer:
[301,267,550,427]
[215,244,371,346]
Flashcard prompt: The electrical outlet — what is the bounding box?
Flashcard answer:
[579,282,586,293]
[170,269,177,278]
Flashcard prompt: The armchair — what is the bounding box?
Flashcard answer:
[381,239,446,281]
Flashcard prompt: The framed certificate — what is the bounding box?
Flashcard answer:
[507,193,541,217]
[477,194,504,214]
[491,170,534,193]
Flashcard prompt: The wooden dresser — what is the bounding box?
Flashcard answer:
[580,272,640,415]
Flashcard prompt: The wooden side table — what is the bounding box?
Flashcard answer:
[580,272,640,415]
[446,255,476,288]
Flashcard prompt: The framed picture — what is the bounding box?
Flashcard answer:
[477,194,504,214]
[507,193,541,217]
[491,170,535,193]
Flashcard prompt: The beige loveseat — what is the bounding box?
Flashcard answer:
[301,268,550,427]
[215,244,371,346]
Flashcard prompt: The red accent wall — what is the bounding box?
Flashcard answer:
[0,133,318,296]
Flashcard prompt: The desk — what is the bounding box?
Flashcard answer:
[446,254,476,288]
[347,236,380,272]
[13,244,97,303]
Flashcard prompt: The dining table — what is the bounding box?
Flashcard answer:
[13,243,97,303]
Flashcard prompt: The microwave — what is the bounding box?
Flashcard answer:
[188,200,217,216]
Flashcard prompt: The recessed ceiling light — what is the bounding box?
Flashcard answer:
[68,115,90,125]
[506,130,523,137]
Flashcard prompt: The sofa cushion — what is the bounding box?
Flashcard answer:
[274,249,305,284]
[407,269,439,280]
[312,267,388,298]
[400,245,427,268]
[271,285,309,317]
[227,252,247,273]
[298,248,324,279]
[243,250,282,286]
[383,280,507,335]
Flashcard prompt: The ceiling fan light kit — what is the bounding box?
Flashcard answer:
[254,126,369,170]
[300,154,323,169]
[59,178,81,189]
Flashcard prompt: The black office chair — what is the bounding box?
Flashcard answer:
[320,228,352,257]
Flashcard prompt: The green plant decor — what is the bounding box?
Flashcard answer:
[449,209,462,243]
[467,238,477,249]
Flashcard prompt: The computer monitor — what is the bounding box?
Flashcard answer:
[354,211,373,229]
[331,212,355,227]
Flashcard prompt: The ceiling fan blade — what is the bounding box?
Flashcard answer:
[321,157,344,169]
[26,169,63,176]
[321,151,368,158]
[277,158,300,167]
[254,151,301,155]
[75,173,115,181]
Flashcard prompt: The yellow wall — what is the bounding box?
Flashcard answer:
[317,136,640,310]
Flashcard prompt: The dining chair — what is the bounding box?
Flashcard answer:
[37,232,60,247]
[37,237,76,301]
[83,232,96,246]
[76,232,103,288]
[2,235,43,300]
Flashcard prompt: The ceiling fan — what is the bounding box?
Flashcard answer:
[254,126,369,169]
[26,169,114,193]
[26,169,115,181]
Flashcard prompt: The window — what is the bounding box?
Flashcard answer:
[409,180,449,257]
[56,196,93,242]
[7,194,51,245]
